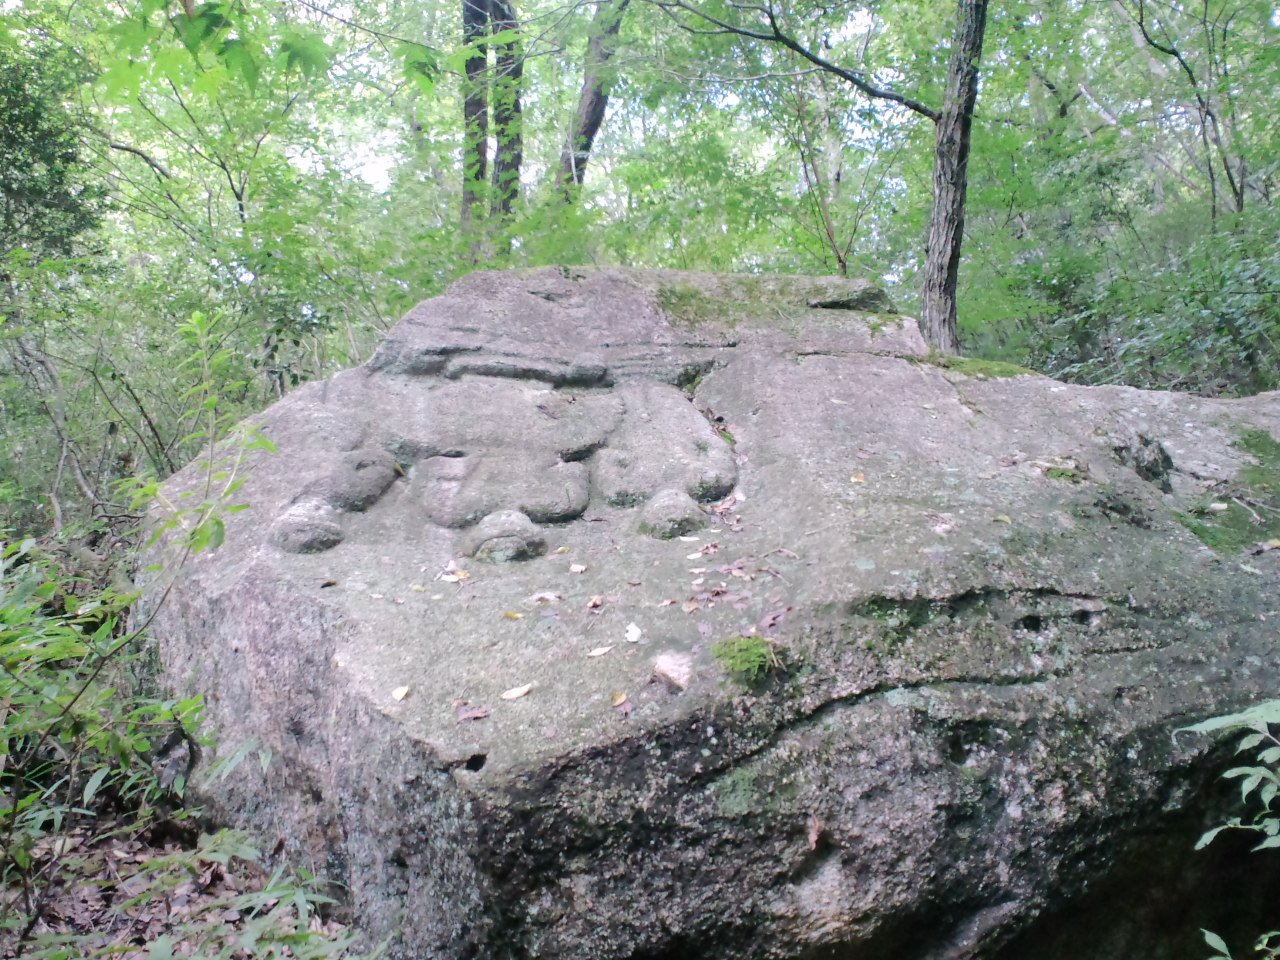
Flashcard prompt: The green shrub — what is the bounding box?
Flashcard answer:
[1182,700,1280,959]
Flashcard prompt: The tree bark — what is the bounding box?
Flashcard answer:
[460,0,491,235]
[490,0,523,226]
[555,0,630,200]
[920,0,989,354]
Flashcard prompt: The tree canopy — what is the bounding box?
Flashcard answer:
[2,0,1280,533]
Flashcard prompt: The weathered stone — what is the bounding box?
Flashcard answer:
[140,267,1280,960]
[462,509,548,563]
[640,487,707,539]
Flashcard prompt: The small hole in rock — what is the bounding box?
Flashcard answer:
[1017,614,1044,632]
[464,753,487,772]
[1071,609,1095,625]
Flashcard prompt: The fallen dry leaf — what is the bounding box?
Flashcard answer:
[808,814,822,851]
[850,473,865,483]
[454,701,490,723]
[500,683,534,700]
[391,686,410,701]
[659,598,676,607]
[370,593,384,599]
[993,514,1012,524]
[410,584,426,592]
[569,563,588,574]
[527,591,561,604]
[681,599,700,614]
[503,611,523,619]
[586,646,614,658]
[587,595,605,608]
[760,606,791,630]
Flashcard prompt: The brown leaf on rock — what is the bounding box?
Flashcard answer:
[500,682,534,700]
[760,606,791,630]
[455,701,490,723]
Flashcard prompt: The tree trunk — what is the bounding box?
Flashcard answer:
[460,0,491,237]
[555,0,630,200]
[490,0,523,231]
[920,0,989,354]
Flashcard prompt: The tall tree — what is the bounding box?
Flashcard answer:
[920,0,989,352]
[459,0,524,253]
[650,0,990,351]
[461,0,492,235]
[555,0,630,200]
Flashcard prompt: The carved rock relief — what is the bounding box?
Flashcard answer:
[269,374,738,561]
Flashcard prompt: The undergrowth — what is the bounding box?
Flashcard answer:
[1184,701,1280,960]
[0,537,376,959]
[0,311,377,958]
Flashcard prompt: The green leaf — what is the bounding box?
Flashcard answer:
[278,29,332,78]
[397,41,439,96]
[1239,732,1266,751]
[1202,929,1231,958]
[83,766,111,805]
[1195,824,1232,850]
[1180,701,1280,736]
[207,517,225,551]
[219,37,260,92]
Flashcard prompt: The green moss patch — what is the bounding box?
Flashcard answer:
[712,634,792,687]
[925,355,1036,378]
[657,284,737,328]
[1045,466,1088,483]
[1176,429,1280,553]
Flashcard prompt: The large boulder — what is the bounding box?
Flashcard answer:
[140,268,1280,960]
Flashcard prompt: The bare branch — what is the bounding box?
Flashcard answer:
[647,0,939,121]
[101,137,172,179]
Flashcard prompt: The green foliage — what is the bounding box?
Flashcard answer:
[1181,700,1280,960]
[0,541,373,957]
[0,42,104,261]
